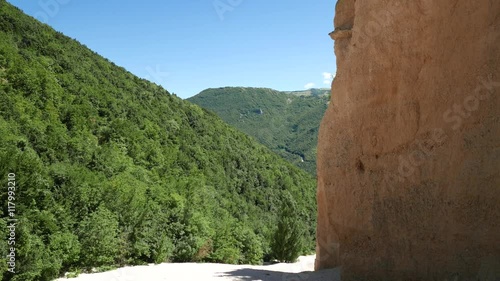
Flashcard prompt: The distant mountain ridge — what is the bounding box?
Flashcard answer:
[188,87,329,175]
[284,88,330,97]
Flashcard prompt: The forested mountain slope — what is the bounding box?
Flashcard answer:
[189,87,329,175]
[0,2,316,280]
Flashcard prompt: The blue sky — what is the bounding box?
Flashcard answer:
[7,0,337,99]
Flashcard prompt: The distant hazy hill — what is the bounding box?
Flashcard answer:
[0,2,316,280]
[188,87,329,175]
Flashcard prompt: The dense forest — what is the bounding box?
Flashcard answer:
[189,87,329,175]
[0,1,317,280]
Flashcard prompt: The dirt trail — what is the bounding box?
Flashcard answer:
[54,255,340,281]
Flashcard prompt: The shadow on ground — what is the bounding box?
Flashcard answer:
[215,267,341,281]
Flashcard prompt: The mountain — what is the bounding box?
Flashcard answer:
[188,87,329,175]
[0,2,316,280]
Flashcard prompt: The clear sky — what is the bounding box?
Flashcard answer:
[7,0,337,99]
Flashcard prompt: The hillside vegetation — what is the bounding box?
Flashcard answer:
[0,2,316,280]
[188,87,329,175]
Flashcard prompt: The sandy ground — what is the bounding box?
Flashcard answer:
[54,255,340,281]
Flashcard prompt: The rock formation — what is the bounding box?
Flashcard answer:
[316,1,500,280]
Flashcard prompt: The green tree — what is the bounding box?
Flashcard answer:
[77,206,120,267]
[270,192,305,263]
[48,232,81,270]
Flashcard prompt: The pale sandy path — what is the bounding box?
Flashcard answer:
[54,255,340,281]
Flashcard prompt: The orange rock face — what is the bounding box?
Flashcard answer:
[316,1,500,280]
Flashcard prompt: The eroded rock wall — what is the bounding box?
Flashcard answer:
[316,1,500,280]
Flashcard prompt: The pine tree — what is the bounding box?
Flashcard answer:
[270,192,305,262]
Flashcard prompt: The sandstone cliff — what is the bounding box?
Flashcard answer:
[316,1,500,280]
